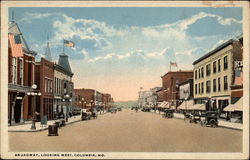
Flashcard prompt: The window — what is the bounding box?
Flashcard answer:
[201,67,204,78]
[218,59,221,72]
[206,80,211,93]
[224,76,228,90]
[195,84,197,95]
[50,80,53,93]
[20,59,23,85]
[213,61,216,73]
[201,82,204,93]
[195,70,197,80]
[14,35,21,44]
[45,79,47,93]
[224,56,228,70]
[12,57,17,84]
[198,83,200,94]
[198,69,200,78]
[206,64,211,76]
[213,79,216,92]
[218,77,221,91]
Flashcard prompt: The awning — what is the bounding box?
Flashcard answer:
[177,100,194,110]
[224,98,243,112]
[186,104,205,110]
[158,101,170,108]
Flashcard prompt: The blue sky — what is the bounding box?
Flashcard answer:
[9,7,242,101]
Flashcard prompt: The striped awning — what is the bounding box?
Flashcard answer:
[177,100,194,110]
[224,98,243,112]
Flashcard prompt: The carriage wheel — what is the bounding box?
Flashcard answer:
[209,119,217,128]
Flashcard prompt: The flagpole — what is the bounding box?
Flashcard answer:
[62,39,65,54]
[170,61,171,72]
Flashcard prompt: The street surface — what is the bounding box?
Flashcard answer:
[9,109,242,152]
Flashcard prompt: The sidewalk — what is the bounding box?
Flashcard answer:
[8,115,82,132]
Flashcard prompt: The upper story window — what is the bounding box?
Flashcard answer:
[198,69,201,79]
[224,76,228,90]
[206,80,211,93]
[218,59,221,72]
[218,77,221,91]
[198,83,200,94]
[195,84,197,95]
[201,67,204,78]
[201,82,204,93]
[14,35,21,44]
[213,61,216,73]
[206,64,211,76]
[12,57,17,84]
[19,59,23,85]
[195,70,197,80]
[45,78,47,93]
[224,56,228,70]
[213,79,216,92]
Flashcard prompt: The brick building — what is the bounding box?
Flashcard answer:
[35,57,54,120]
[161,70,193,108]
[8,21,38,125]
[102,93,112,109]
[74,89,113,110]
[74,89,96,110]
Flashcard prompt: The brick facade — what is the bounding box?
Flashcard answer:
[35,58,54,120]
[161,71,193,106]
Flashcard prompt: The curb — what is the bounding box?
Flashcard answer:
[8,119,82,133]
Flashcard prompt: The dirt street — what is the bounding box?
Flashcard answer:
[9,109,242,152]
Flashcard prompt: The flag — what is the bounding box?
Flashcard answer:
[170,61,178,67]
[234,70,243,85]
[63,40,75,47]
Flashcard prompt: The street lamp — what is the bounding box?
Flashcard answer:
[29,84,41,130]
[185,97,188,111]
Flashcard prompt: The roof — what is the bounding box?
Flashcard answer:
[8,21,37,56]
[57,53,73,76]
[179,78,193,86]
[161,70,193,78]
[192,39,236,65]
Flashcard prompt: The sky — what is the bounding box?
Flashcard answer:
[9,7,242,101]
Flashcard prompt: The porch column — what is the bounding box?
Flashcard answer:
[20,96,25,123]
[11,100,15,124]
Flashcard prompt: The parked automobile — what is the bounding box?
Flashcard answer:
[81,111,91,120]
[72,108,81,116]
[141,107,151,112]
[201,111,219,127]
[162,109,174,118]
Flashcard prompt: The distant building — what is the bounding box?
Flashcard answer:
[192,39,243,111]
[161,70,193,108]
[74,89,113,110]
[8,21,37,125]
[54,54,74,119]
[138,87,161,107]
[102,93,112,109]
